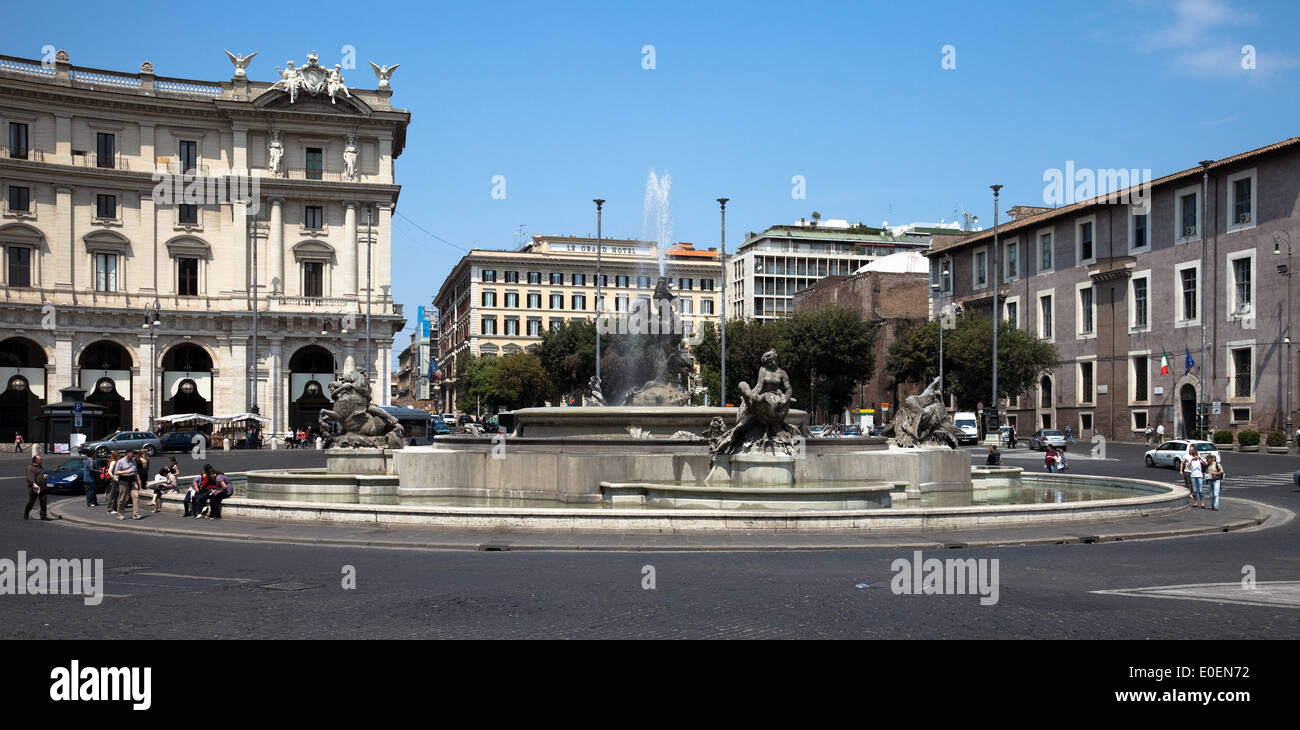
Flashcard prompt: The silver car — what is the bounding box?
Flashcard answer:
[1144,440,1221,468]
[78,430,161,458]
[1029,429,1067,451]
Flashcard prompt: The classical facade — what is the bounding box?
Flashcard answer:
[728,219,942,321]
[0,49,409,444]
[926,137,1300,441]
[433,235,725,414]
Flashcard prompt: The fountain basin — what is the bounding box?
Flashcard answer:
[601,480,895,510]
[510,406,808,438]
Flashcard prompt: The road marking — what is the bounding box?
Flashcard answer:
[134,571,255,582]
[1092,580,1300,609]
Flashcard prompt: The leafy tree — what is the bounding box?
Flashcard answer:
[534,319,597,402]
[456,355,499,415]
[492,352,551,408]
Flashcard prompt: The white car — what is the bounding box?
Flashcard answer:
[441,413,456,426]
[1144,440,1221,468]
[952,412,979,445]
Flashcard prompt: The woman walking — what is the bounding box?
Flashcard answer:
[1186,447,1206,508]
[1205,455,1224,511]
[105,450,121,515]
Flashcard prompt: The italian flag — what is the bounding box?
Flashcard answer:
[1160,350,1171,376]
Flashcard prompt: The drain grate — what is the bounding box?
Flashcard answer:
[257,581,318,592]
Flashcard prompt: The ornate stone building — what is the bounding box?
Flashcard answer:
[0,49,409,444]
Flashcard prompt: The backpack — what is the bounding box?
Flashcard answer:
[99,464,110,481]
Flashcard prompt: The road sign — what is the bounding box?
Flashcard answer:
[74,414,83,428]
[73,402,83,414]
[1212,401,1222,415]
[977,401,984,411]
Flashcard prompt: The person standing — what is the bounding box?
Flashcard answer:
[1187,446,1205,508]
[13,433,23,453]
[1205,455,1224,511]
[23,454,51,520]
[1156,423,1165,442]
[114,449,141,520]
[105,450,121,515]
[1064,425,1074,444]
[1144,424,1153,446]
[1044,446,1057,473]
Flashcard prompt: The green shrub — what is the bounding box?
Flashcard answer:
[1188,429,1208,440]
[1237,430,1261,447]
[1267,431,1286,447]
[1213,430,1234,445]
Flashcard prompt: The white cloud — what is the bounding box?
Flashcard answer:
[1144,0,1258,49]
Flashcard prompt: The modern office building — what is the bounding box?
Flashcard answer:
[0,49,409,444]
[926,137,1300,440]
[433,235,725,414]
[395,304,438,408]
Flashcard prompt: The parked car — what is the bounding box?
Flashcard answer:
[442,413,457,426]
[1144,440,1221,468]
[432,419,452,436]
[1029,429,1067,451]
[842,425,862,437]
[158,430,210,453]
[953,412,979,445]
[42,456,109,494]
[78,431,161,458]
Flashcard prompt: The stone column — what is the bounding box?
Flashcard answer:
[55,185,75,296]
[376,203,393,313]
[343,345,356,373]
[227,337,247,416]
[231,125,250,297]
[138,187,157,297]
[54,335,74,393]
[269,340,283,436]
[269,198,284,295]
[135,334,155,432]
[344,201,358,297]
[54,113,71,165]
[379,342,392,405]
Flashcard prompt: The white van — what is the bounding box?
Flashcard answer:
[953,412,979,445]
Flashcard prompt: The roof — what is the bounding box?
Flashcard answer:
[856,250,930,274]
[926,136,1300,256]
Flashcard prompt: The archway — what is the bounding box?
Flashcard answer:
[1180,384,1197,439]
[0,337,47,443]
[288,345,336,433]
[161,343,214,417]
[1039,375,1054,430]
[79,340,132,437]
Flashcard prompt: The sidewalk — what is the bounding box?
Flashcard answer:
[48,494,1277,552]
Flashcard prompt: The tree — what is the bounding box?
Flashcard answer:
[886,311,1059,409]
[456,355,499,415]
[534,319,597,402]
[492,352,550,408]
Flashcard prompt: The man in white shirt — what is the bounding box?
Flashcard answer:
[114,450,141,520]
[1156,423,1166,441]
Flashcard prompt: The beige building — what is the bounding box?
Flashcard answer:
[0,49,408,444]
[434,235,725,413]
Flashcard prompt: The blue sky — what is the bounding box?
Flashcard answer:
[4,0,1298,354]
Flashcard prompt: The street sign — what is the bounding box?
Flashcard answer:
[74,414,83,428]
[1212,401,1222,415]
[977,401,984,411]
[73,402,83,414]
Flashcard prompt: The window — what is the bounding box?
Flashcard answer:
[178,141,197,173]
[1039,292,1053,340]
[178,204,198,225]
[1229,252,1253,318]
[1132,411,1148,431]
[303,262,323,297]
[550,293,564,309]
[570,273,585,286]
[95,194,116,219]
[680,298,693,314]
[504,292,518,308]
[1005,240,1018,279]
[305,147,323,180]
[94,253,116,291]
[504,271,519,283]
[1005,299,1018,329]
[973,247,988,288]
[1080,413,1093,431]
[504,318,519,336]
[549,319,563,332]
[1078,285,1094,336]
[1038,232,1053,272]
[1231,407,1251,423]
[1178,264,1198,323]
[1130,208,1149,252]
[1231,347,1252,398]
[1078,361,1095,404]
[701,298,714,314]
[177,257,198,296]
[481,291,496,307]
[527,271,541,284]
[1176,186,1199,242]
[571,293,585,310]
[1132,275,1149,329]
[7,246,31,287]
[1228,169,1255,230]
[597,274,608,288]
[481,317,497,335]
[615,295,628,312]
[637,275,651,288]
[304,205,323,229]
[527,319,541,336]
[616,275,629,288]
[96,133,115,168]
[8,185,30,213]
[527,292,541,308]
[700,278,715,291]
[481,269,496,283]
[1132,355,1149,402]
[1077,217,1095,264]
[8,122,29,159]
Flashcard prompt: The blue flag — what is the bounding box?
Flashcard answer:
[428,357,442,380]
[1184,346,1194,375]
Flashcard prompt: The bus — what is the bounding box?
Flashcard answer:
[377,406,446,446]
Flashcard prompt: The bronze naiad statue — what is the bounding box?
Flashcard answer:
[881,376,962,448]
[318,368,405,449]
[710,349,801,455]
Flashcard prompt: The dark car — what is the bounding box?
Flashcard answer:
[42,456,108,494]
[78,431,161,458]
[158,431,210,453]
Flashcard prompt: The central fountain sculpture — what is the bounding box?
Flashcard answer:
[711,349,801,456]
[318,368,405,450]
[620,277,698,407]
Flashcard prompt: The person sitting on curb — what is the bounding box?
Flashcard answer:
[183,468,212,517]
[149,466,176,513]
[193,466,233,519]
[985,445,1001,466]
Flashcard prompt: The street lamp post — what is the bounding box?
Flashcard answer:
[366,205,374,378]
[717,197,729,404]
[1199,160,1212,436]
[142,301,162,433]
[593,199,605,387]
[1275,231,1294,446]
[989,184,1003,441]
